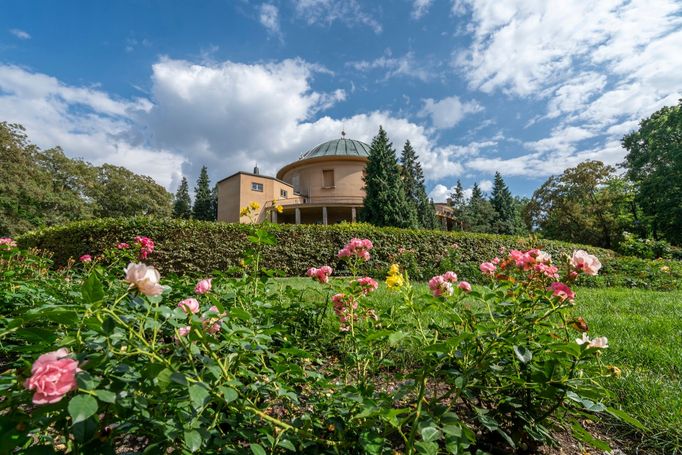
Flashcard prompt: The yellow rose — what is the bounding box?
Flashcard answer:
[385,273,404,289]
[249,201,261,210]
[239,207,250,217]
[389,263,400,275]
[276,205,283,213]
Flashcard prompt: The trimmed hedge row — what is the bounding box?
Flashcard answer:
[16,217,681,289]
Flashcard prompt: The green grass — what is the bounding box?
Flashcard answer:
[275,278,682,452]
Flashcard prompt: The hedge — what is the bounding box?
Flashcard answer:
[16,217,681,289]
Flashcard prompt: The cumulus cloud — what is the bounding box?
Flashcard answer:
[9,28,30,40]
[419,95,483,129]
[0,64,184,188]
[259,3,282,39]
[455,0,682,178]
[292,0,382,34]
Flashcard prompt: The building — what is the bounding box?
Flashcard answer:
[217,134,457,228]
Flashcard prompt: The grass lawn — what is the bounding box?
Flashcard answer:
[275,278,682,453]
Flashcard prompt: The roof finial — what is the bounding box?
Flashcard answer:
[341,127,346,138]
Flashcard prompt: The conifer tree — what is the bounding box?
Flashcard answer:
[400,140,438,229]
[192,166,215,221]
[173,177,192,219]
[448,180,466,230]
[490,172,516,234]
[463,182,495,233]
[211,184,219,220]
[361,127,417,228]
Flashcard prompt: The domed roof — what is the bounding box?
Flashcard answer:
[300,137,370,160]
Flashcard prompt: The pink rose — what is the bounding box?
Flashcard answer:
[307,266,333,284]
[458,281,472,293]
[549,282,575,301]
[442,271,458,282]
[134,236,155,260]
[24,348,80,404]
[124,263,164,296]
[337,238,373,261]
[79,254,92,263]
[570,250,601,276]
[480,262,497,275]
[195,278,212,294]
[117,242,130,249]
[428,275,454,297]
[202,306,224,334]
[356,277,378,294]
[178,326,191,337]
[178,298,200,314]
[0,237,17,249]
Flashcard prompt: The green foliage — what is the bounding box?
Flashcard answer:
[462,183,496,233]
[447,180,466,230]
[192,166,215,221]
[0,122,173,237]
[361,127,418,228]
[400,140,439,229]
[17,217,621,281]
[617,231,682,260]
[623,99,682,245]
[173,177,192,219]
[489,172,517,234]
[525,161,637,249]
[0,235,640,453]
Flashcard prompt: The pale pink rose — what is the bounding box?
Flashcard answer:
[306,267,318,277]
[337,238,372,261]
[535,263,559,279]
[442,271,458,282]
[79,254,92,263]
[0,237,17,248]
[124,263,164,296]
[308,266,333,284]
[589,336,609,349]
[549,282,575,301]
[458,281,472,293]
[570,250,602,276]
[535,250,552,263]
[428,275,454,297]
[491,257,500,264]
[195,278,212,294]
[480,262,497,275]
[356,277,378,294]
[178,298,200,314]
[178,326,191,337]
[576,333,591,345]
[24,348,80,405]
[202,306,224,334]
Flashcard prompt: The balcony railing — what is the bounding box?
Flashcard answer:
[272,195,365,207]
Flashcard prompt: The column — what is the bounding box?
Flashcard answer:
[272,209,277,224]
[295,208,301,225]
[322,206,328,225]
[441,215,447,231]
[351,207,357,223]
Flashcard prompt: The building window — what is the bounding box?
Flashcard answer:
[322,169,335,188]
[251,182,263,192]
[280,189,288,198]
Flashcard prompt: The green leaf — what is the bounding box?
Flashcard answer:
[513,345,533,364]
[421,426,441,442]
[415,441,439,454]
[388,331,409,345]
[278,439,296,451]
[570,422,611,451]
[250,443,266,455]
[188,384,210,409]
[184,430,202,452]
[95,389,116,403]
[219,386,238,403]
[81,273,104,304]
[606,407,647,431]
[68,395,98,424]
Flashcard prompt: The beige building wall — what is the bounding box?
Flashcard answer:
[217,173,294,223]
[277,156,367,203]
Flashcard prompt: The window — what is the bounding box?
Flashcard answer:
[280,189,288,198]
[251,182,263,192]
[322,169,335,188]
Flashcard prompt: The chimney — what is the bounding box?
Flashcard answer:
[253,164,260,175]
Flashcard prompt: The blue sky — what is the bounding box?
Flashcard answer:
[1,0,680,200]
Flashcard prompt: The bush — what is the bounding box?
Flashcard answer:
[16,217,681,290]
[617,232,682,260]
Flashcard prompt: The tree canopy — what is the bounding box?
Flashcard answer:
[400,140,438,229]
[361,127,417,228]
[173,177,192,219]
[623,99,682,244]
[0,122,173,236]
[192,166,215,221]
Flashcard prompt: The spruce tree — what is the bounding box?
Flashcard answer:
[361,127,417,228]
[490,172,516,234]
[400,140,438,229]
[192,166,215,221]
[463,182,495,233]
[173,177,192,219]
[211,184,219,220]
[448,180,466,230]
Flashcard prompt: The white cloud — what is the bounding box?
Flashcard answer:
[454,0,682,178]
[419,95,483,129]
[259,3,282,39]
[0,64,184,189]
[479,179,493,192]
[428,184,452,203]
[292,0,382,33]
[347,51,431,81]
[9,28,30,40]
[412,0,433,19]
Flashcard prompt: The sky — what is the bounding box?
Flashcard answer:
[1,0,680,201]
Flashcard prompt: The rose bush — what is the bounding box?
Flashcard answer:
[0,227,640,453]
